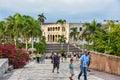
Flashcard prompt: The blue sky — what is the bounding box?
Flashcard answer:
[0,0,120,23]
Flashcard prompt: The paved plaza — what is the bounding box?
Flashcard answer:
[1,59,120,80]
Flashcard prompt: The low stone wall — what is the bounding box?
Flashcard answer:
[0,58,8,77]
[89,51,120,75]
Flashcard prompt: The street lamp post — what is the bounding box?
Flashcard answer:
[82,40,85,53]
[104,20,119,44]
[75,40,84,53]
[67,41,69,54]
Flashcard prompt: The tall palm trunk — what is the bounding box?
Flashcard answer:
[14,38,17,48]
[87,41,89,50]
[67,42,69,53]
[32,35,34,53]
[26,39,28,51]
[82,39,84,53]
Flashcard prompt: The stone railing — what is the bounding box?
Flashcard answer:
[89,51,120,76]
[0,58,8,77]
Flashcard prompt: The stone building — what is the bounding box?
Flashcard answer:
[41,23,84,43]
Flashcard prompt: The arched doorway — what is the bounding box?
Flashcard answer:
[53,35,54,42]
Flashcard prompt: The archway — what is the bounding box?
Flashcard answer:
[53,35,54,42]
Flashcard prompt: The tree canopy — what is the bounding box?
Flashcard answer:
[82,20,120,56]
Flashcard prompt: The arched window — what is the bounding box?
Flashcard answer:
[48,28,50,31]
[50,27,52,31]
[55,27,57,31]
[48,35,49,41]
[79,27,82,31]
[58,27,60,31]
[58,35,60,38]
[53,35,54,42]
[55,35,57,42]
[53,27,54,31]
[62,27,65,31]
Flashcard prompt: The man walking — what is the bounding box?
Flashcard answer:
[78,50,90,80]
[52,53,60,73]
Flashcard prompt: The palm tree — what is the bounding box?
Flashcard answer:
[70,27,79,41]
[40,36,46,43]
[38,13,46,25]
[81,19,101,50]
[69,27,79,47]
[104,20,116,44]
[13,13,24,46]
[0,13,43,51]
[5,13,23,46]
[5,15,15,41]
[35,36,46,54]
[21,15,32,50]
[56,19,66,32]
[85,20,101,34]
[27,17,41,52]
[0,21,6,42]
[56,19,66,24]
[58,35,66,50]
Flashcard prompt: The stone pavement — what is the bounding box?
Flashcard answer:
[5,59,120,80]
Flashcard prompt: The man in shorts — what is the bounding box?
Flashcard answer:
[52,53,60,73]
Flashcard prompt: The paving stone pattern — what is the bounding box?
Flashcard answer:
[7,59,120,80]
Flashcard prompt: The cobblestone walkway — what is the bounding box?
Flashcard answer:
[7,59,120,80]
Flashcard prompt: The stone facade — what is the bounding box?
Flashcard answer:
[42,23,69,43]
[41,23,84,43]
[69,23,84,32]
[69,23,84,44]
[89,52,120,76]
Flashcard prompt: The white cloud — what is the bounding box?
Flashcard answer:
[0,0,120,22]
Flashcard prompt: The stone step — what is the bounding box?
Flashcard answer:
[46,44,81,53]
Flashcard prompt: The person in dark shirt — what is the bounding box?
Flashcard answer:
[87,51,91,72]
[52,53,60,73]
